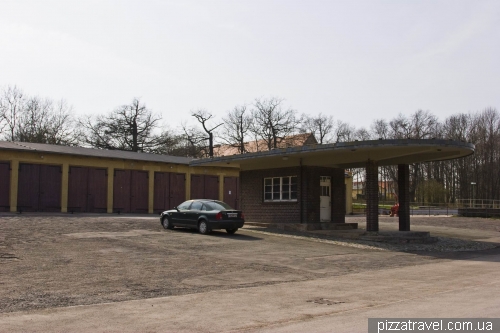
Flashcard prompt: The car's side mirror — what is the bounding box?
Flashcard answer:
[175,206,179,212]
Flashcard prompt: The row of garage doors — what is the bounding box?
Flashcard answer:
[0,162,239,213]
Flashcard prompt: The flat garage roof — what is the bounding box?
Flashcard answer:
[189,139,474,170]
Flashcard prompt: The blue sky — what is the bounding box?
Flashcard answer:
[1,0,498,130]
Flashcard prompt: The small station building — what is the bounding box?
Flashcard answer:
[191,139,474,232]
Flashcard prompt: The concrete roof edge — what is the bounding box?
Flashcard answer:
[189,139,475,166]
[0,141,194,165]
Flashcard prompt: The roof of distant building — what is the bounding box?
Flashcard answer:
[214,133,317,157]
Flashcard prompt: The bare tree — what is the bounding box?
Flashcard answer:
[470,108,500,200]
[46,99,77,145]
[0,85,25,140]
[179,122,210,157]
[16,96,52,143]
[389,113,412,139]
[251,97,299,150]
[80,98,161,152]
[411,109,439,139]
[355,127,371,140]
[389,110,438,139]
[0,86,76,145]
[370,119,390,139]
[221,105,252,154]
[301,113,334,144]
[153,125,195,156]
[334,120,356,142]
[191,109,223,157]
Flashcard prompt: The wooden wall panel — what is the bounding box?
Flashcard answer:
[204,175,219,200]
[88,168,107,213]
[190,174,204,200]
[39,165,62,212]
[130,170,148,213]
[68,166,88,212]
[17,163,61,212]
[170,173,186,209]
[154,172,170,213]
[68,166,107,213]
[17,163,41,212]
[113,169,131,213]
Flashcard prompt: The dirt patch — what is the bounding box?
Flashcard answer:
[1,214,492,313]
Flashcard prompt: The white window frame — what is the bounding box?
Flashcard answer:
[264,176,298,202]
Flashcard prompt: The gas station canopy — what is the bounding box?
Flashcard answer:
[190,139,474,170]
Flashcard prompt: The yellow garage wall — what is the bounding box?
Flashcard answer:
[0,150,239,213]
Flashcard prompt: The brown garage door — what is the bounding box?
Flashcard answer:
[17,163,61,212]
[170,173,186,209]
[154,172,169,213]
[153,172,186,213]
[113,169,148,213]
[223,176,239,209]
[190,174,204,200]
[190,174,219,201]
[204,175,219,200]
[39,165,62,212]
[131,170,148,213]
[0,162,10,211]
[88,167,108,213]
[68,166,107,213]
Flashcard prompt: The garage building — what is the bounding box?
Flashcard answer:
[0,141,239,214]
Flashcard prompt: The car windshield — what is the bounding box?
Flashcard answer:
[204,201,233,211]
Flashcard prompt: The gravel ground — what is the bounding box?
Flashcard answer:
[348,215,500,232]
[245,228,499,252]
[0,214,498,314]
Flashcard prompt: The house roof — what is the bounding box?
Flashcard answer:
[190,139,475,170]
[0,141,193,165]
[214,133,317,157]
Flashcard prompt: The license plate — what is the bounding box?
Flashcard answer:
[228,213,237,218]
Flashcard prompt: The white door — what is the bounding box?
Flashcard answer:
[320,176,331,222]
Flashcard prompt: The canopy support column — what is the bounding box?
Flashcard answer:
[366,159,379,232]
[398,164,410,231]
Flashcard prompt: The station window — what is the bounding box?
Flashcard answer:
[264,176,298,202]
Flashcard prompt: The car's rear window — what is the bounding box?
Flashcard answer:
[204,201,233,211]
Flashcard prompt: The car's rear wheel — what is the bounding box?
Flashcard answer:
[162,216,174,230]
[198,220,211,234]
[226,228,238,235]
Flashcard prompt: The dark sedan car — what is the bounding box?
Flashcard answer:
[159,200,245,235]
